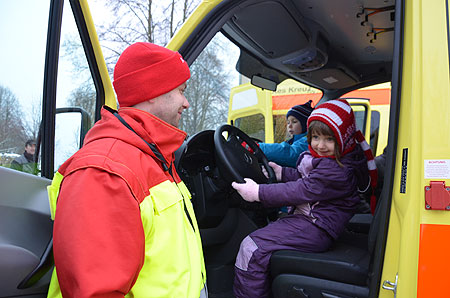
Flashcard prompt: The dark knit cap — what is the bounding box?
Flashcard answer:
[286,100,314,133]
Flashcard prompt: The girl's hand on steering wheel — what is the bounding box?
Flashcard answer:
[263,162,282,182]
[232,178,260,202]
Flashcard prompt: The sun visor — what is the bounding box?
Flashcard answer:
[296,68,358,90]
[230,1,310,58]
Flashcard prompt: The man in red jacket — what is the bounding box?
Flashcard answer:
[48,43,207,298]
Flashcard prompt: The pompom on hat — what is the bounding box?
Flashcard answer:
[286,100,314,134]
[307,99,378,213]
[113,42,190,107]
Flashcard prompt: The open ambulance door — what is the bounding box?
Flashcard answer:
[0,0,112,296]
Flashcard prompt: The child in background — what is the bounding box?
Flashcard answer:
[231,99,377,298]
[258,100,314,167]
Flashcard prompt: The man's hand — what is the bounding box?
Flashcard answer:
[262,162,282,181]
[231,178,260,202]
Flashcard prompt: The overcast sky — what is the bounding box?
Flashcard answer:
[0,0,199,111]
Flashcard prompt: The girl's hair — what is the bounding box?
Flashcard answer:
[307,120,343,166]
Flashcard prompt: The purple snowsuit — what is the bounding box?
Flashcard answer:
[234,145,370,298]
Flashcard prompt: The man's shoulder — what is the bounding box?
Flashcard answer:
[60,140,159,204]
[13,154,27,164]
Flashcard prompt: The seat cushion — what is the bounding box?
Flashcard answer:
[270,241,370,286]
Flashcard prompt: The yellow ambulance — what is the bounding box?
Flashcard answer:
[228,80,391,156]
[1,0,449,297]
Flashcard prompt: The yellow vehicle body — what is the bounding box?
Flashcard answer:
[175,1,450,297]
[382,0,450,297]
[79,0,450,296]
[2,0,450,297]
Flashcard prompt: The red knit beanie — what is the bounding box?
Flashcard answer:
[113,42,190,107]
[307,99,378,213]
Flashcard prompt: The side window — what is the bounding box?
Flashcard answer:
[0,1,49,175]
[181,32,240,136]
[235,114,265,142]
[54,0,96,170]
[351,104,368,134]
[273,115,287,143]
[370,110,381,154]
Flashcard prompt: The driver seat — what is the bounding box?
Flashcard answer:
[270,199,384,298]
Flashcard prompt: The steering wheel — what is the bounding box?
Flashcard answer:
[214,124,276,185]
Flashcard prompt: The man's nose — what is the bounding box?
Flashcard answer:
[183,96,190,109]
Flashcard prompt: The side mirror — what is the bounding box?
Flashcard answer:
[55,107,91,147]
[35,107,91,175]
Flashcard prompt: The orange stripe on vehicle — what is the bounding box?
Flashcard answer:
[272,88,390,111]
[272,93,322,110]
[417,224,450,298]
[343,88,391,105]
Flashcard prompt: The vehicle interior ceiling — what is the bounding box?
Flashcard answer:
[178,0,397,296]
[222,0,394,101]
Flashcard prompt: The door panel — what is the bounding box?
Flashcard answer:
[0,167,52,297]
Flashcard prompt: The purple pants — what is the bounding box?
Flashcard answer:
[234,214,333,298]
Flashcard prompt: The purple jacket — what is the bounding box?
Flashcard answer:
[259,145,369,239]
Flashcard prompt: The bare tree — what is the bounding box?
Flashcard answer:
[62,35,96,129]
[96,0,156,74]
[0,85,29,153]
[66,84,96,129]
[180,40,231,135]
[95,0,200,73]
[24,98,42,141]
[62,36,91,74]
[89,0,232,135]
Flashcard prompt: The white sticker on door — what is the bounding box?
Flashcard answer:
[424,160,450,179]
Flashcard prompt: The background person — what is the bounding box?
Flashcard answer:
[231,99,377,298]
[48,42,207,298]
[10,139,38,175]
[258,100,314,167]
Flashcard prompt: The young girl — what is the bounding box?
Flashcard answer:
[231,99,377,298]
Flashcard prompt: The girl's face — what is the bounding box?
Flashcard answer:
[310,133,336,156]
[286,115,303,137]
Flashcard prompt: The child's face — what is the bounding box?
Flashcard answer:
[286,115,303,136]
[310,133,335,156]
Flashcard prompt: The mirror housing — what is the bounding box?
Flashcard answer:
[251,75,277,91]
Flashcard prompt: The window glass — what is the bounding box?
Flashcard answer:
[370,110,381,154]
[273,115,288,143]
[54,0,96,169]
[235,114,265,142]
[351,104,368,133]
[181,32,240,136]
[0,0,49,175]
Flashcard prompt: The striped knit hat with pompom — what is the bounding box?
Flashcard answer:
[307,99,378,213]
